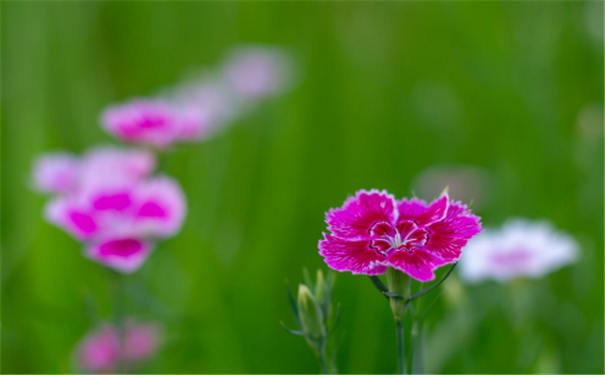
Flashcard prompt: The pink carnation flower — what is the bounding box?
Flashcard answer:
[318,189,482,282]
[101,99,212,148]
[77,321,161,373]
[45,175,186,272]
[458,219,579,283]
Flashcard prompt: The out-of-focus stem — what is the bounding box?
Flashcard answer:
[318,339,330,374]
[409,320,419,374]
[112,272,127,373]
[396,319,406,375]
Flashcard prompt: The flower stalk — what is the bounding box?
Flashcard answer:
[110,270,127,373]
[369,264,458,374]
[386,268,410,374]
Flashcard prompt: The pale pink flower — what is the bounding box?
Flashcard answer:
[459,219,579,283]
[124,321,162,361]
[80,146,156,188]
[76,321,161,373]
[77,324,119,373]
[223,46,293,100]
[32,153,80,194]
[32,147,155,197]
[173,79,237,132]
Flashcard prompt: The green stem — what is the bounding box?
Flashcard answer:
[396,319,406,375]
[409,321,419,374]
[318,338,330,374]
[112,272,127,373]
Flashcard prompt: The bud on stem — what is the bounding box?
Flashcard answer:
[386,267,411,321]
[297,284,326,343]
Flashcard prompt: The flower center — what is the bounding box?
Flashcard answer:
[368,221,429,256]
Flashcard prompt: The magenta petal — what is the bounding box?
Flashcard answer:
[45,198,99,240]
[93,192,132,211]
[415,193,449,227]
[86,238,153,273]
[131,176,186,238]
[387,250,446,282]
[424,201,482,262]
[326,189,397,240]
[319,234,387,275]
[69,211,98,237]
[137,201,168,218]
[397,197,428,222]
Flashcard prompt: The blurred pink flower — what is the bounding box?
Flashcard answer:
[173,79,237,132]
[77,321,161,373]
[319,189,482,281]
[77,324,119,373]
[80,146,156,187]
[458,219,579,283]
[101,99,212,148]
[124,321,162,361]
[45,175,186,272]
[33,146,185,273]
[223,46,293,100]
[33,147,155,196]
[32,153,80,194]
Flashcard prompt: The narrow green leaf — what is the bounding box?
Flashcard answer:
[368,275,389,299]
[286,282,302,327]
[280,321,306,336]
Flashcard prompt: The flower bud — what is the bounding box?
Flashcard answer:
[386,267,411,321]
[297,284,326,338]
[314,270,327,304]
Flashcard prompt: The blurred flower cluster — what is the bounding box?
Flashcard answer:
[33,45,294,273]
[31,45,296,373]
[35,146,185,272]
[101,45,294,149]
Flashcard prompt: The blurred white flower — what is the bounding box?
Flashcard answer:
[459,219,579,283]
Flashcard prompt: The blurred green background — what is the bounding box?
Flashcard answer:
[2,1,604,374]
